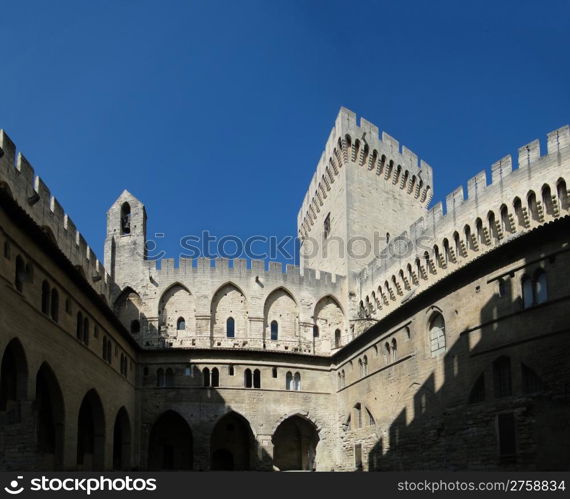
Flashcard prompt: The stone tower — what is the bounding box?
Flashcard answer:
[104,190,147,287]
[297,107,434,282]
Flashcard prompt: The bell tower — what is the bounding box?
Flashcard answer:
[104,190,147,287]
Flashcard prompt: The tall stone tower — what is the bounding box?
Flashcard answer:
[297,107,433,282]
[104,190,147,288]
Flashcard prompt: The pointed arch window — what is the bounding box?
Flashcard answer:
[15,255,25,292]
[286,371,292,390]
[211,367,220,387]
[41,280,50,314]
[293,372,301,391]
[253,369,261,388]
[203,367,211,387]
[244,368,252,388]
[50,288,59,322]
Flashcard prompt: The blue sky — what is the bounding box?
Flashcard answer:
[1,0,569,265]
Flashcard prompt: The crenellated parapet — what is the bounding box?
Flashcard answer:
[354,124,570,326]
[114,255,348,355]
[297,107,434,239]
[0,130,114,301]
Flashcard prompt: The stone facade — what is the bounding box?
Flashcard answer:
[0,108,569,471]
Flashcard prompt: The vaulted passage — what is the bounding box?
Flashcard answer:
[148,411,193,470]
[35,363,64,469]
[76,390,105,470]
[272,416,319,471]
[210,412,255,470]
[0,339,28,412]
[113,407,132,470]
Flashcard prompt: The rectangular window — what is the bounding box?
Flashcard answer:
[497,413,516,461]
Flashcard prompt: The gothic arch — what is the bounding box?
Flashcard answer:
[158,283,195,335]
[313,295,344,344]
[34,362,65,468]
[263,287,298,342]
[114,287,143,333]
[210,410,256,470]
[210,282,248,338]
[148,410,193,470]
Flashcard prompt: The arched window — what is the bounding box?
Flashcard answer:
[391,338,397,361]
[15,255,25,292]
[50,288,59,322]
[106,338,112,363]
[286,371,292,390]
[226,317,235,338]
[203,367,211,387]
[41,280,50,314]
[428,312,446,357]
[253,369,261,388]
[527,192,539,221]
[534,270,548,305]
[340,370,345,388]
[522,275,533,309]
[500,206,511,233]
[362,355,368,376]
[120,202,131,235]
[557,179,568,209]
[176,317,185,331]
[542,184,554,216]
[244,368,252,388]
[493,356,512,398]
[513,198,525,227]
[156,368,165,387]
[384,342,390,364]
[358,358,363,377]
[83,317,89,345]
[474,219,483,246]
[270,320,278,341]
[313,325,319,338]
[165,368,174,387]
[130,320,140,334]
[334,329,341,349]
[76,312,83,340]
[293,372,301,391]
[211,367,219,387]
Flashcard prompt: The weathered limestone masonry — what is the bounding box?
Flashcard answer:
[0,108,569,471]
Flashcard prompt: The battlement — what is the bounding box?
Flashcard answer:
[356,123,570,317]
[0,130,113,301]
[146,256,344,289]
[298,107,434,237]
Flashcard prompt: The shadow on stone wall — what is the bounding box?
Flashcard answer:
[367,220,570,471]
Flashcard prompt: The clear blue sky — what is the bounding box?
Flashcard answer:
[1,1,568,265]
